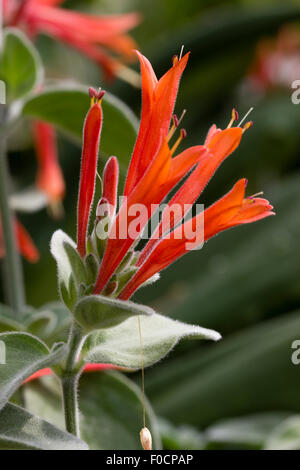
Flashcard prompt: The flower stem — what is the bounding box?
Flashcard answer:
[62,373,80,437]
[61,323,84,437]
[0,106,26,314]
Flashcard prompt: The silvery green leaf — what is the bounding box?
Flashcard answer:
[82,313,221,368]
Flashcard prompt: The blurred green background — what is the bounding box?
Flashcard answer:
[5,0,300,450]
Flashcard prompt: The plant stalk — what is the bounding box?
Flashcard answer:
[0,106,26,314]
[62,322,84,437]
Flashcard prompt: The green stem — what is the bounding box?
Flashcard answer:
[62,323,84,437]
[0,107,26,314]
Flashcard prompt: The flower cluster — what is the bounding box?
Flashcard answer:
[56,51,273,307]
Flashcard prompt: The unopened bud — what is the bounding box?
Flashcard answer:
[103,278,118,296]
[140,427,152,451]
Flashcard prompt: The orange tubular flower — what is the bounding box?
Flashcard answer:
[3,0,141,80]
[77,89,104,258]
[119,179,274,300]
[85,52,273,299]
[0,217,39,263]
[93,52,210,294]
[33,121,65,217]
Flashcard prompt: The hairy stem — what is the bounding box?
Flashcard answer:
[62,323,84,437]
[0,106,26,314]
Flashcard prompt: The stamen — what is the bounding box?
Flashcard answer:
[177,109,187,126]
[167,114,179,141]
[242,121,253,133]
[249,191,264,199]
[97,89,106,101]
[89,87,97,106]
[171,128,187,155]
[89,87,98,99]
[246,191,264,204]
[173,114,179,128]
[89,87,105,106]
[238,107,254,127]
[227,108,239,128]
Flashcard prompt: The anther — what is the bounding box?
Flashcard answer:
[97,89,106,101]
[89,87,106,106]
[89,87,98,99]
[242,121,253,133]
[172,55,179,66]
[181,128,187,139]
[227,108,239,128]
[173,114,179,128]
[167,114,180,141]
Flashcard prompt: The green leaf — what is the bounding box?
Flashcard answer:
[0,402,88,450]
[59,276,77,312]
[205,413,290,450]
[63,242,87,286]
[50,229,86,310]
[265,416,300,450]
[82,312,221,368]
[74,294,154,332]
[0,332,66,410]
[22,84,138,164]
[1,28,43,102]
[79,371,161,450]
